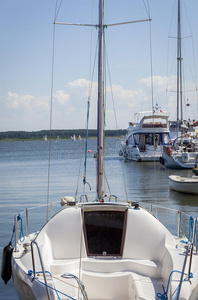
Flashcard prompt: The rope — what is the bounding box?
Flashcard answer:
[10,224,15,244]
[62,273,88,300]
[46,2,59,222]
[180,216,195,244]
[105,44,118,130]
[75,140,85,201]
[157,270,193,300]
[189,216,195,242]
[144,0,159,215]
[79,1,95,297]
[83,100,91,190]
[17,214,25,242]
[54,0,63,23]
[10,214,25,244]
[28,270,76,300]
[83,0,97,192]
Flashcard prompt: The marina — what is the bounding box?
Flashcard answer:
[1,0,198,299]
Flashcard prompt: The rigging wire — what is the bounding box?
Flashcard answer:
[105,46,118,130]
[144,0,159,214]
[54,0,63,23]
[143,0,160,216]
[79,1,96,298]
[104,43,128,201]
[166,0,198,121]
[46,1,60,221]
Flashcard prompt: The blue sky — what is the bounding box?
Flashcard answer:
[0,0,198,131]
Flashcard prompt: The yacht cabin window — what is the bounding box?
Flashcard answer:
[162,133,171,144]
[83,209,126,256]
[134,133,171,146]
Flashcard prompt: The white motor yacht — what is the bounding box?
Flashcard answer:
[119,109,171,162]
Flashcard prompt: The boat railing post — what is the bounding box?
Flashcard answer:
[178,210,181,238]
[26,208,29,237]
[31,241,51,300]
[176,242,192,300]
[30,242,36,278]
[150,204,152,213]
[14,215,18,252]
[187,218,197,280]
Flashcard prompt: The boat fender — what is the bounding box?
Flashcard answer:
[159,156,165,165]
[119,150,123,156]
[123,151,128,158]
[1,242,13,284]
[166,147,171,156]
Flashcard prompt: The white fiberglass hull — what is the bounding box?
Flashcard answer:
[162,151,198,169]
[11,202,198,300]
[169,175,198,194]
[120,145,163,162]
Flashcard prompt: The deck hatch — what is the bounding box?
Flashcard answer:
[83,210,126,256]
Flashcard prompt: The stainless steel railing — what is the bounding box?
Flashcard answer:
[175,242,193,300]
[31,240,52,300]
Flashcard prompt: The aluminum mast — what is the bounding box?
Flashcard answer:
[97,0,105,201]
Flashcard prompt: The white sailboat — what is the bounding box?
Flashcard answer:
[2,1,198,300]
[160,0,198,169]
[71,134,76,141]
[119,104,171,162]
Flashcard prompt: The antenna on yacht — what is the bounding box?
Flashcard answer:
[176,0,183,137]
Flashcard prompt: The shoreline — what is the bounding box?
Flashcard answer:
[0,136,122,142]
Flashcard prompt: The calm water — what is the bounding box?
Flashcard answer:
[0,138,198,299]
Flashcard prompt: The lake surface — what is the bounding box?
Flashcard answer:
[0,138,198,299]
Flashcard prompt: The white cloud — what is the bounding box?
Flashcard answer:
[67,78,89,88]
[1,75,197,131]
[54,90,70,105]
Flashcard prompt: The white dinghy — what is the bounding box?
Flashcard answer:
[2,1,198,300]
[169,175,198,194]
[169,158,198,194]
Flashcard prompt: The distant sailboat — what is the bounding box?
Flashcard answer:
[71,134,76,141]
[55,135,59,142]
[42,135,47,142]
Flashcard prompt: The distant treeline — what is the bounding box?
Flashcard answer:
[0,129,126,141]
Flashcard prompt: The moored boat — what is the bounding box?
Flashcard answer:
[119,107,171,162]
[160,0,198,169]
[169,174,198,194]
[169,156,198,194]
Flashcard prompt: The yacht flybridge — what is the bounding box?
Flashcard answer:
[119,108,171,162]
